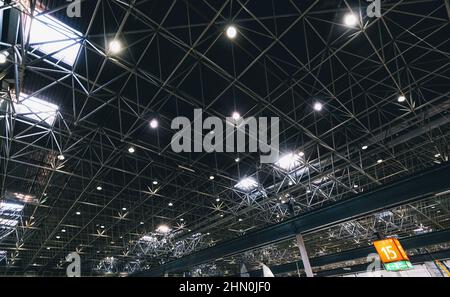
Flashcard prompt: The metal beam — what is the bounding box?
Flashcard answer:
[247,229,450,276]
[135,163,450,276]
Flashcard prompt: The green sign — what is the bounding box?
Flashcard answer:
[384,260,414,271]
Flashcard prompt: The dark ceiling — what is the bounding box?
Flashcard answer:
[0,0,449,276]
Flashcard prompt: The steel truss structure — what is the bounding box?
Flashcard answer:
[0,0,449,276]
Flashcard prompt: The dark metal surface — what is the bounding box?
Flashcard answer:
[136,164,450,276]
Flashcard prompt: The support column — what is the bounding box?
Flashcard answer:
[296,234,314,277]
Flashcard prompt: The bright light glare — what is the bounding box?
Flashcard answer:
[313,102,323,111]
[275,152,303,171]
[109,40,122,54]
[26,10,82,65]
[156,224,171,234]
[14,94,58,126]
[344,13,359,27]
[150,119,159,129]
[226,26,238,39]
[235,177,259,192]
[232,112,241,121]
[128,147,135,154]
[398,95,407,103]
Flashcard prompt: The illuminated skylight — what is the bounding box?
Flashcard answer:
[14,94,59,126]
[25,10,82,66]
[275,152,304,171]
[235,177,259,192]
[0,218,19,228]
[0,201,24,212]
[156,224,171,234]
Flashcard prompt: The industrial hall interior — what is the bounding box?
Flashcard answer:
[0,0,449,278]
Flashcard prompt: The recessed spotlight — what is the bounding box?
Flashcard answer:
[313,102,323,111]
[0,51,9,64]
[100,225,105,229]
[216,198,221,202]
[96,186,102,191]
[150,119,159,129]
[377,159,383,164]
[180,218,184,222]
[435,153,441,158]
[235,158,240,162]
[238,218,243,222]
[108,40,122,54]
[232,112,241,121]
[122,207,127,211]
[298,151,305,157]
[128,147,135,154]
[398,95,407,103]
[209,176,215,180]
[168,202,173,207]
[344,13,359,27]
[306,189,312,194]
[61,229,66,233]
[75,211,81,215]
[354,184,359,188]
[220,214,224,217]
[226,25,238,39]
[46,247,51,250]
[140,221,144,225]
[57,154,65,161]
[153,181,158,185]
[56,236,61,239]
[362,145,368,150]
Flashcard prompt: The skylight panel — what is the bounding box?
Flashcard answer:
[275,152,304,172]
[0,218,19,228]
[0,201,24,213]
[14,94,59,126]
[235,177,259,192]
[25,10,82,66]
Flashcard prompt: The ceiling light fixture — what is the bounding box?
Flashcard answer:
[128,147,135,154]
[344,13,359,27]
[109,40,122,54]
[226,25,238,39]
[232,112,241,121]
[398,95,407,103]
[313,102,323,111]
[150,119,159,129]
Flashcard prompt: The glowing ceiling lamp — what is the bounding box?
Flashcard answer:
[235,177,259,192]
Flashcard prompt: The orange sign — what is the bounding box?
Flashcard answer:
[373,238,409,264]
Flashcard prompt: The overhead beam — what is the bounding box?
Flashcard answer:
[317,249,450,277]
[247,229,450,276]
[135,163,450,276]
